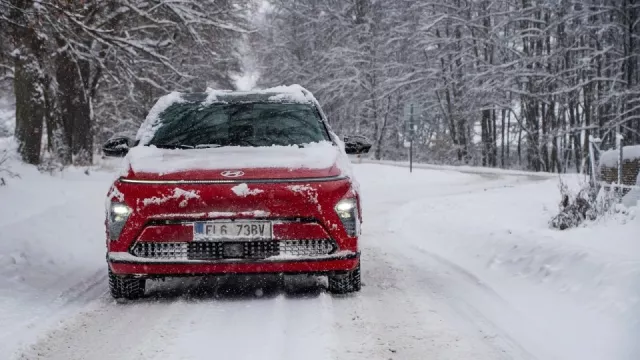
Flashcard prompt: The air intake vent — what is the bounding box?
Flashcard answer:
[278,240,335,257]
[130,240,336,261]
[131,242,188,259]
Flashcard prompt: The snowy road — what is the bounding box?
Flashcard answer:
[3,163,638,360]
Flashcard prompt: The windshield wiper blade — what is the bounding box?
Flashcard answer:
[195,144,222,149]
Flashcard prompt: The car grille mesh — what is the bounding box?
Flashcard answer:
[132,242,188,260]
[130,240,336,261]
[279,240,335,257]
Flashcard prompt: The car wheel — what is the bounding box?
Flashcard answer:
[328,260,361,294]
[108,269,145,300]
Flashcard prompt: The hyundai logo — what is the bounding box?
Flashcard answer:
[220,170,245,178]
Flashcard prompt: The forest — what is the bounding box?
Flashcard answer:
[2,0,640,172]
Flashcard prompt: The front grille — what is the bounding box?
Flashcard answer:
[279,240,335,257]
[187,241,279,260]
[132,242,188,260]
[130,240,336,261]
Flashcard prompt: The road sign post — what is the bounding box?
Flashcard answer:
[403,98,421,173]
[409,104,414,173]
[404,101,419,174]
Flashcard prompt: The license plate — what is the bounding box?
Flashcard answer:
[193,221,273,241]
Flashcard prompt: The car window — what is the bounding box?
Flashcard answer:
[148,102,331,148]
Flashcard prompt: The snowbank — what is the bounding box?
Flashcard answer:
[0,157,115,356]
[379,167,639,359]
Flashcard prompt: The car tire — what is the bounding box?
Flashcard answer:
[108,269,145,300]
[328,260,361,294]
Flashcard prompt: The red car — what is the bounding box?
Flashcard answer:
[102,85,371,299]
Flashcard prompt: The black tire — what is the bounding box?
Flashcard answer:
[108,269,145,300]
[328,260,361,294]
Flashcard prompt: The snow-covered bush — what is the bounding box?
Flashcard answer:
[550,181,596,230]
[0,122,10,138]
[36,155,65,175]
[0,148,18,186]
[549,179,631,230]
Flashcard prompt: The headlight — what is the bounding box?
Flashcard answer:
[335,198,359,236]
[108,202,132,240]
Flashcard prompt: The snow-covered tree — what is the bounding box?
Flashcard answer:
[1,0,251,165]
[253,0,640,172]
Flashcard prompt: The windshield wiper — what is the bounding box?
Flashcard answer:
[152,144,194,149]
[195,144,222,149]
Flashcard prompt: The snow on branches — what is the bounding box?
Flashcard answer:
[0,0,251,166]
[253,0,640,171]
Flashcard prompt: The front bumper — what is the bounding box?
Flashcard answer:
[108,251,359,277]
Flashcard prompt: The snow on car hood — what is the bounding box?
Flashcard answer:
[122,141,347,180]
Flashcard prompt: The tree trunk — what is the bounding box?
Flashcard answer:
[500,108,506,168]
[13,53,44,165]
[374,96,391,160]
[481,108,491,166]
[55,48,93,165]
[73,58,93,165]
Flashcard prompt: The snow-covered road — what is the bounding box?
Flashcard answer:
[2,162,638,360]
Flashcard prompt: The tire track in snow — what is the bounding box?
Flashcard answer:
[53,269,108,305]
[352,165,543,359]
[385,183,635,360]
[383,246,539,360]
[151,278,337,360]
[160,291,290,360]
[17,298,185,360]
[280,291,336,359]
[330,253,505,359]
[17,277,338,360]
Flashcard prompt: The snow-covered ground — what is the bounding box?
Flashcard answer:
[0,155,638,359]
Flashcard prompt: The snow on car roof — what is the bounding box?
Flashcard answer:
[135,84,318,144]
[203,84,317,105]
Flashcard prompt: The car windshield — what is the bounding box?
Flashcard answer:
[147,102,331,148]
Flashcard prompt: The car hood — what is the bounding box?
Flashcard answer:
[121,141,346,181]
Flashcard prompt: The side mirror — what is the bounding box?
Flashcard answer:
[103,136,132,157]
[343,135,372,155]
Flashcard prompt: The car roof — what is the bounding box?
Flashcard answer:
[181,92,309,104]
[181,85,317,105]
